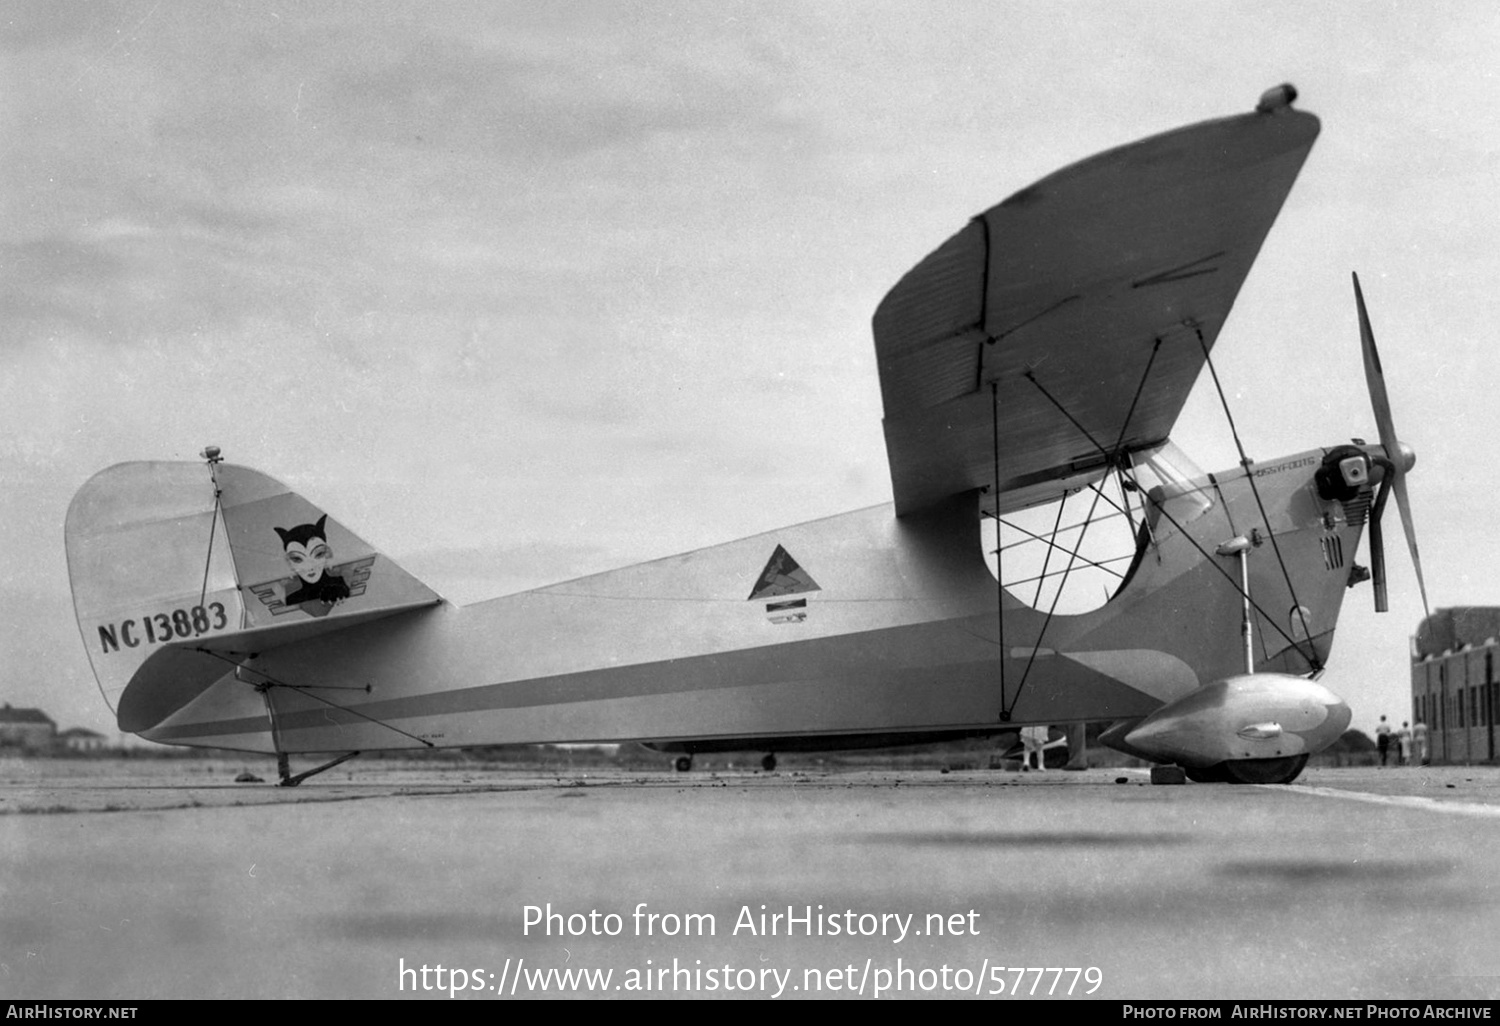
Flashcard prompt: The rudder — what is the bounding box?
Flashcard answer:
[65,460,441,729]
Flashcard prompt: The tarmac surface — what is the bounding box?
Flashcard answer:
[2,757,1498,1000]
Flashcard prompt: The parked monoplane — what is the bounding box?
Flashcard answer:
[67,85,1422,785]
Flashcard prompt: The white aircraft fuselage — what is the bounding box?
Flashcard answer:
[73,440,1367,764]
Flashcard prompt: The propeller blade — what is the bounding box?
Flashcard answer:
[1353,272,1399,461]
[1353,271,1428,617]
[1368,474,1388,613]
[1393,475,1430,618]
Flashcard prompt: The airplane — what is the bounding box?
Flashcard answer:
[64,84,1424,787]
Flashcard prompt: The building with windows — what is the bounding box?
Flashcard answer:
[57,727,109,753]
[0,704,57,753]
[1410,607,1500,765]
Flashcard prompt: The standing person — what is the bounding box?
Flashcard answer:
[1397,722,1413,767]
[1020,725,1049,771]
[1375,715,1392,767]
[1414,719,1430,766]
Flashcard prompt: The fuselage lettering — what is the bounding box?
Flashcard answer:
[97,603,230,655]
[1252,456,1317,478]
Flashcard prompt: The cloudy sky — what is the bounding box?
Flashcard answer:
[4,1,1498,742]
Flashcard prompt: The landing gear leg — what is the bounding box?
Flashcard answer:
[277,751,362,787]
[1064,721,1088,770]
[259,674,364,788]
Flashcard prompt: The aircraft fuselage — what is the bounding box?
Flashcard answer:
[119,442,1372,755]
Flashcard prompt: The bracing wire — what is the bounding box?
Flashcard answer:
[195,647,435,748]
[198,466,223,609]
[1023,367,1318,670]
[1194,327,1318,670]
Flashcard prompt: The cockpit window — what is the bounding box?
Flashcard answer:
[1130,441,1214,541]
[982,440,1216,616]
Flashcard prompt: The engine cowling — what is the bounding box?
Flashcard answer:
[1099,673,1351,782]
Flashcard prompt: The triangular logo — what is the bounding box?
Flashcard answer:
[748,544,820,600]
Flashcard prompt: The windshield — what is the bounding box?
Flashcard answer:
[1130,441,1214,540]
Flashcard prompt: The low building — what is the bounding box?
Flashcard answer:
[57,727,109,753]
[0,704,57,753]
[1410,607,1500,765]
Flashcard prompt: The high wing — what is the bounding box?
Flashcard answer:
[875,90,1320,516]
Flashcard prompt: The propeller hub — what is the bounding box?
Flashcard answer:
[1394,441,1416,475]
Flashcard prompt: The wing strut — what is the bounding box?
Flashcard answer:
[1012,482,1109,706]
[1021,363,1320,673]
[1192,326,1320,670]
[998,340,1164,715]
[1031,495,1070,606]
[989,380,1009,721]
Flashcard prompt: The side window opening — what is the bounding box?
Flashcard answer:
[980,441,1215,615]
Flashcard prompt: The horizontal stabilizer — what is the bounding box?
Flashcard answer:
[113,603,438,733]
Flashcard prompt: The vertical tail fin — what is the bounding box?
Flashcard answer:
[66,461,441,724]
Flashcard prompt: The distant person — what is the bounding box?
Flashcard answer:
[1375,715,1392,767]
[1397,722,1413,767]
[1413,720,1430,765]
[1020,725,1049,771]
